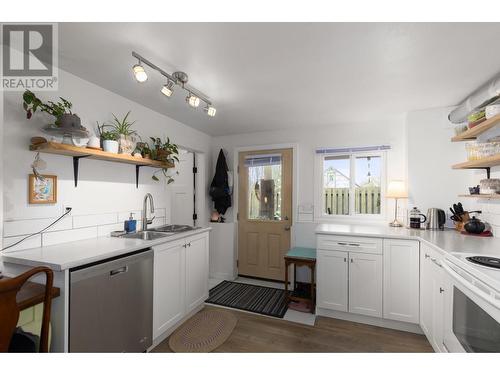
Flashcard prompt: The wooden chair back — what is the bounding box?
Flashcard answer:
[0,266,54,352]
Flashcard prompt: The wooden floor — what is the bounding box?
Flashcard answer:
[152,306,433,353]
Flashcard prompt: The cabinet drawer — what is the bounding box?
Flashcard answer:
[317,235,383,254]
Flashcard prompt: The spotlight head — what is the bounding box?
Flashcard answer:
[161,82,174,97]
[205,106,217,117]
[187,94,200,108]
[133,64,148,83]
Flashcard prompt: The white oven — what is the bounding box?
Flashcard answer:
[442,259,500,353]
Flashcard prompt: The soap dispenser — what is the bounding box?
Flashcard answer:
[124,213,137,233]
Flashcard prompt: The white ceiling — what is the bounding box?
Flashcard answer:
[57,23,500,136]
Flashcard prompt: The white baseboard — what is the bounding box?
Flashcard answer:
[316,308,423,335]
[209,272,236,281]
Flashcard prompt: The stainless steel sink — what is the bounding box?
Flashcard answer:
[121,231,174,240]
[151,224,198,233]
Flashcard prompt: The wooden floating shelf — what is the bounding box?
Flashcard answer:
[458,194,500,199]
[452,153,500,169]
[30,142,174,188]
[451,114,500,142]
[30,142,174,168]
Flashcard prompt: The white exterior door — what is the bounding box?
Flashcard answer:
[153,240,185,339]
[317,250,348,312]
[349,252,383,318]
[185,234,209,312]
[383,239,420,323]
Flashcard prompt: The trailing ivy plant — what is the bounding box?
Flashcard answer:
[148,136,180,184]
[22,90,73,123]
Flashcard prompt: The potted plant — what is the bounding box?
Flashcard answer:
[101,131,119,154]
[149,137,179,162]
[148,136,180,183]
[135,142,151,159]
[22,90,87,136]
[108,111,137,155]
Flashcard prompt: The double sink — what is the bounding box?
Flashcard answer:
[121,224,198,241]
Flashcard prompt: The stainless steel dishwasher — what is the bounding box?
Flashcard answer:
[69,249,153,352]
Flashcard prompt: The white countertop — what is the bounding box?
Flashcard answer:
[315,223,500,256]
[1,227,211,271]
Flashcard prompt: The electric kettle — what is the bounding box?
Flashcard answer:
[426,208,446,230]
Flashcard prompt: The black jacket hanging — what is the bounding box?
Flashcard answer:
[209,149,232,215]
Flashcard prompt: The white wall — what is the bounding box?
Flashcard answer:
[211,115,407,245]
[2,69,212,255]
[407,107,472,225]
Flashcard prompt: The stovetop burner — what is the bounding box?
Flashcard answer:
[467,256,500,269]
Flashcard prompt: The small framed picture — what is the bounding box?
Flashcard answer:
[29,174,57,204]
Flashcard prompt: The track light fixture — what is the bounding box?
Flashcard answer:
[131,51,216,117]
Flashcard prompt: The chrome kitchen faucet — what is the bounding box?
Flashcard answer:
[142,193,155,231]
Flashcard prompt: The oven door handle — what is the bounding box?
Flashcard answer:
[443,260,500,310]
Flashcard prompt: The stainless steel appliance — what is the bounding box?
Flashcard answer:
[442,255,500,352]
[426,208,446,230]
[69,249,153,352]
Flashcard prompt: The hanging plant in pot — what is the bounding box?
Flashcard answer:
[101,131,119,154]
[109,111,137,155]
[22,90,89,140]
[149,137,180,184]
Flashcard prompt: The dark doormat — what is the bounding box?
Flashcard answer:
[206,280,289,318]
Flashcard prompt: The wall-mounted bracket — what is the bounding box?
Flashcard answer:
[136,165,144,188]
[73,155,91,187]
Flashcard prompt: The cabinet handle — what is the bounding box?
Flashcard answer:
[440,287,445,293]
[338,242,348,246]
[188,242,191,247]
[344,258,347,262]
[431,258,442,268]
[350,258,353,263]
[110,266,128,276]
[424,254,430,259]
[349,243,360,247]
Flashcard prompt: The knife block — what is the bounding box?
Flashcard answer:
[454,212,470,231]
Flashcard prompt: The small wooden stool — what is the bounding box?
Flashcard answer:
[284,247,316,313]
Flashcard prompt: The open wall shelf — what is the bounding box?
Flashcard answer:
[458,194,500,200]
[451,114,500,142]
[30,142,174,187]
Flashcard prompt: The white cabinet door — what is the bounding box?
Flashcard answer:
[420,243,446,352]
[317,250,348,312]
[185,234,209,312]
[349,252,383,318]
[153,239,185,340]
[420,246,433,337]
[383,239,420,323]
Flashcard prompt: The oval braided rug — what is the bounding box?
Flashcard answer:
[169,309,237,353]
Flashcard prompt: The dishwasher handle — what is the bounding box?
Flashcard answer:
[110,266,128,277]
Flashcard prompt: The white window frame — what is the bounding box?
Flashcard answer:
[314,150,387,221]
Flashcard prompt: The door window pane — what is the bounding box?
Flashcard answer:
[323,156,350,215]
[246,155,282,220]
[354,155,381,214]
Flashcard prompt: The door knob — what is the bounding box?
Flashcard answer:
[284,226,291,231]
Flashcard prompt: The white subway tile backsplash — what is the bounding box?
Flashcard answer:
[3,217,73,237]
[2,234,42,252]
[155,208,166,218]
[2,207,170,248]
[97,223,125,237]
[73,213,118,228]
[42,227,98,246]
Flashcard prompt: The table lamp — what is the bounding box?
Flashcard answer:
[386,180,407,227]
